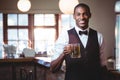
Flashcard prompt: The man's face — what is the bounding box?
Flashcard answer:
[73,7,91,30]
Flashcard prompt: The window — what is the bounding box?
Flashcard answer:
[34,14,56,53]
[7,14,29,53]
[61,14,75,29]
[0,13,3,58]
[115,14,120,70]
[60,14,75,34]
[2,13,75,56]
[34,14,55,26]
[8,14,28,26]
[0,13,3,42]
[34,14,75,54]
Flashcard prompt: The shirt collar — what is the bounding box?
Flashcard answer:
[75,25,89,35]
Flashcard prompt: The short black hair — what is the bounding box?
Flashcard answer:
[74,3,91,15]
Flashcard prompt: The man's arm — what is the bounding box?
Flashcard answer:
[98,32,107,67]
[50,52,65,73]
[50,29,69,72]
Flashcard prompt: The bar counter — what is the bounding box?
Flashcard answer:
[0,57,120,80]
[0,57,64,80]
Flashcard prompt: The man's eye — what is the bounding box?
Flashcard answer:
[84,13,89,16]
[77,13,80,16]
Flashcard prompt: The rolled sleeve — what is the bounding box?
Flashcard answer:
[97,32,107,66]
[51,29,69,61]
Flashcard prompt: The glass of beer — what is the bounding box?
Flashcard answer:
[70,43,81,58]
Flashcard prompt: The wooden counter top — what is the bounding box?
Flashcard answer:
[0,57,34,62]
[0,57,51,68]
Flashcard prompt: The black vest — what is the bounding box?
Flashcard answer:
[64,28,102,80]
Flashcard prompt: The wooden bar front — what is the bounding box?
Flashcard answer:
[0,57,65,80]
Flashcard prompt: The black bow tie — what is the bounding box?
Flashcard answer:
[79,31,88,35]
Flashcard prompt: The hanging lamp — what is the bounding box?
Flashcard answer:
[59,0,79,14]
[17,0,31,12]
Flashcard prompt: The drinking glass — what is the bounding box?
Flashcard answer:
[70,43,81,58]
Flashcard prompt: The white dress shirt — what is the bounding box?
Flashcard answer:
[52,26,106,66]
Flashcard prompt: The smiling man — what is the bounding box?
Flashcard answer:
[50,3,107,80]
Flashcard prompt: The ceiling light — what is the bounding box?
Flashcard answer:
[17,0,31,12]
[59,0,79,14]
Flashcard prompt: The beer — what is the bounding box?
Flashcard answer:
[71,43,81,58]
